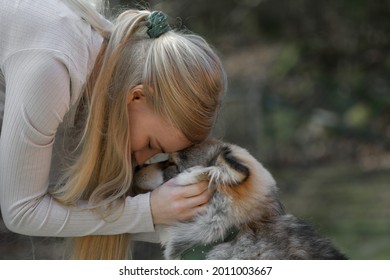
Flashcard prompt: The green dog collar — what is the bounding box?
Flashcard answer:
[180,226,240,260]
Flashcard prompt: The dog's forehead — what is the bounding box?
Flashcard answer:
[172,140,223,167]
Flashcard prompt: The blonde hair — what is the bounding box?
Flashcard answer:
[54,0,226,259]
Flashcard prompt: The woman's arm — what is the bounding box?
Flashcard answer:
[0,49,155,237]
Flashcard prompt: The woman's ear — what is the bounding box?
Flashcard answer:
[127,85,145,104]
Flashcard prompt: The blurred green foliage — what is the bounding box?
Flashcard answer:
[275,162,390,259]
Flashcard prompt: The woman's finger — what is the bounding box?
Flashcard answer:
[179,180,209,198]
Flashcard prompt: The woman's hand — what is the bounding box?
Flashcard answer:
[150,178,211,225]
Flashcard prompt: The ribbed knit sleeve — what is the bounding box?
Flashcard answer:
[0,0,159,241]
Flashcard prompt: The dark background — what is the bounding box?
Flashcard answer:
[1,0,389,259]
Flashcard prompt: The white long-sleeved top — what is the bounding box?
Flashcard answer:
[0,0,157,241]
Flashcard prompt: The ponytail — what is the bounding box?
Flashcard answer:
[62,0,113,40]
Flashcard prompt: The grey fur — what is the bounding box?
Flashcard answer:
[133,139,347,260]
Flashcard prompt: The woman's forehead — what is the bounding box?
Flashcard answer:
[154,129,192,153]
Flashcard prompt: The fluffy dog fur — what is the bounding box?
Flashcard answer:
[133,139,347,260]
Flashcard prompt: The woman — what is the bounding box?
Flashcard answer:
[0,0,226,259]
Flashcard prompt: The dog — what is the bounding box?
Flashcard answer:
[133,139,347,260]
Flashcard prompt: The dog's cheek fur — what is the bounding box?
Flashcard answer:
[217,176,276,224]
[214,148,282,224]
[162,191,238,259]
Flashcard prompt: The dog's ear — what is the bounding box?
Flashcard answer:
[209,145,250,186]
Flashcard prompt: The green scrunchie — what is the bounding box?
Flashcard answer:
[146,11,171,38]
